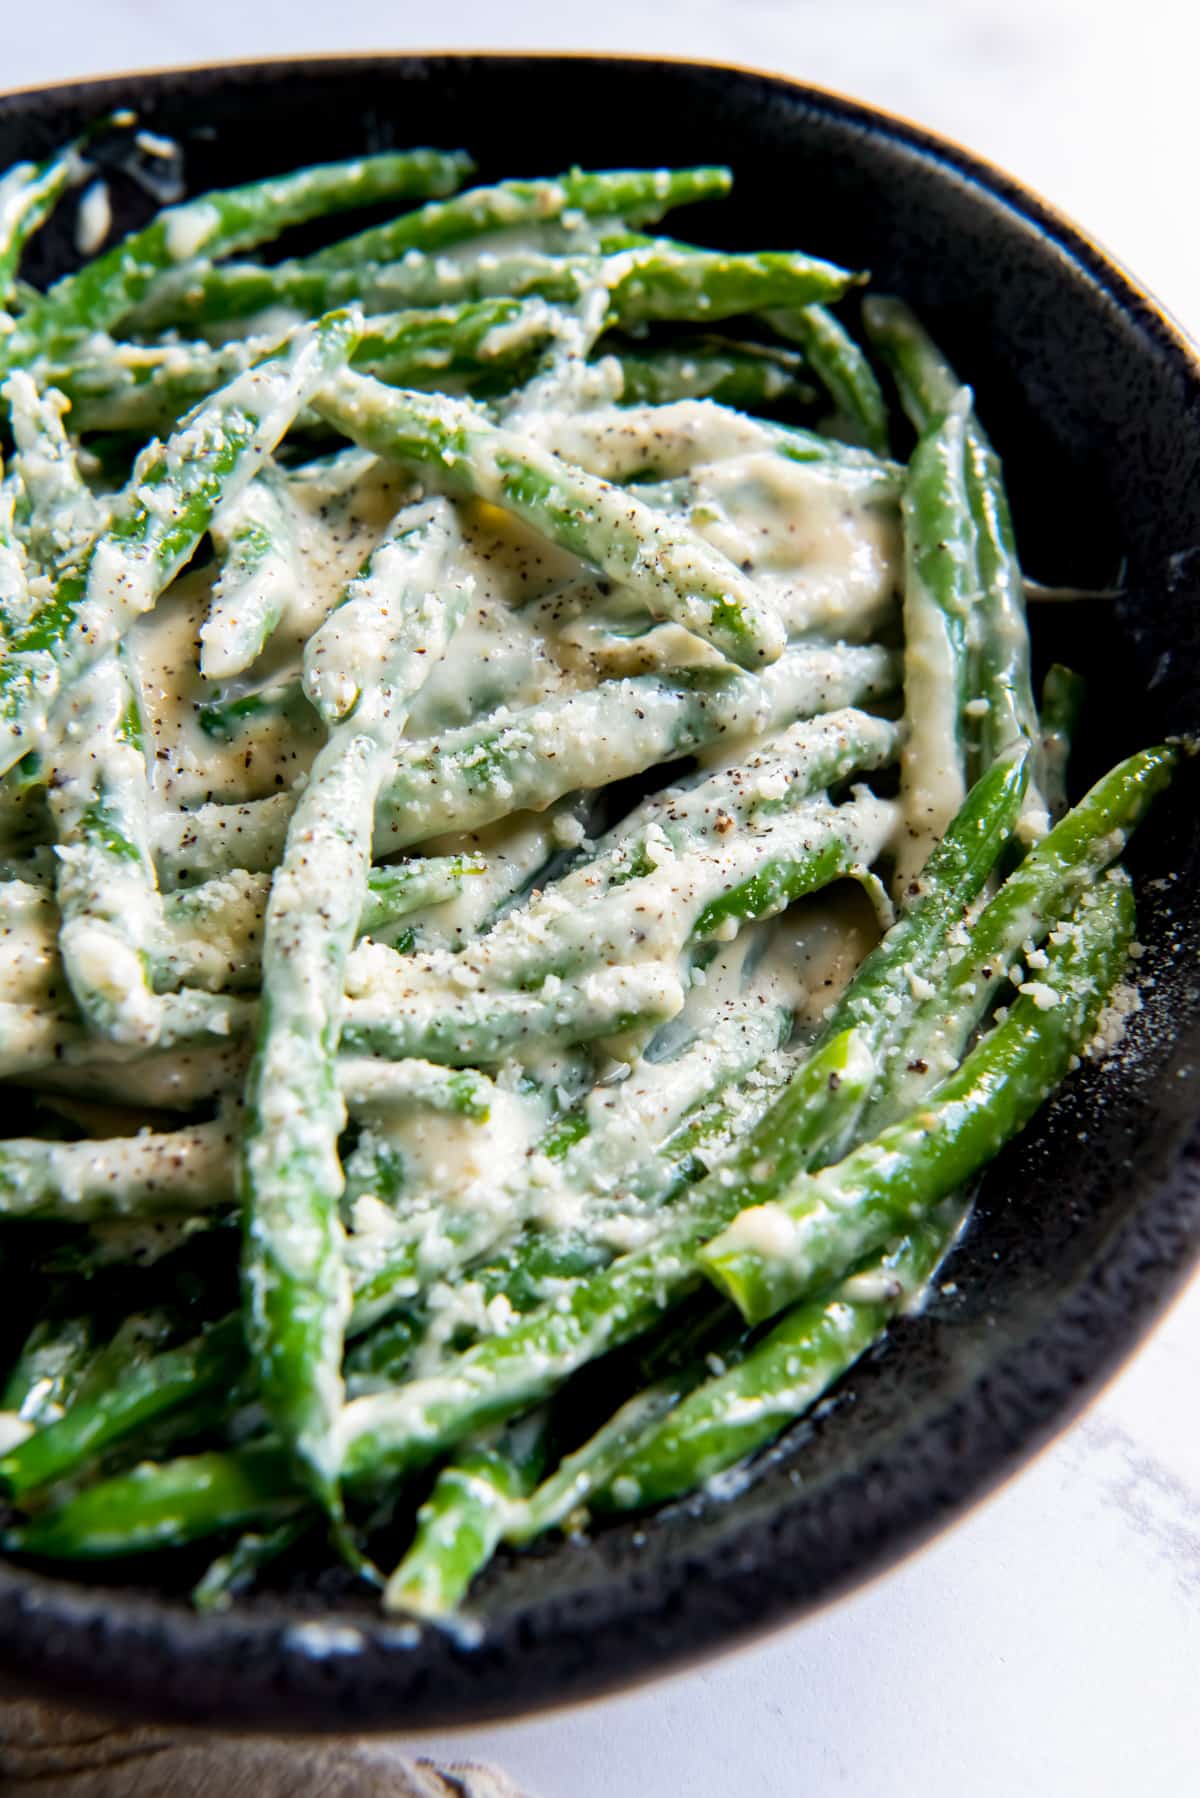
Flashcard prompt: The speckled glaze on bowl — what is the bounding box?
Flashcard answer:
[0,52,1198,1733]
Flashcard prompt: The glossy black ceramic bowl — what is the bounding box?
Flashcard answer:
[0,52,1198,1732]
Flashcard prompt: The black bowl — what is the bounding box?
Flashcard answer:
[1,52,1198,1732]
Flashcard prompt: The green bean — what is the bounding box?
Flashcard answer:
[337,1056,496,1123]
[340,1029,873,1489]
[0,1314,245,1499]
[0,310,360,778]
[863,297,1045,832]
[0,1114,237,1220]
[4,371,105,575]
[47,649,168,1042]
[310,166,731,271]
[152,644,895,877]
[402,805,589,953]
[700,870,1135,1324]
[509,1378,695,1543]
[0,134,86,305]
[316,370,785,669]
[6,1443,301,1558]
[128,232,855,348]
[358,855,487,935]
[542,987,791,1200]
[598,1202,963,1510]
[125,259,432,337]
[201,465,299,679]
[609,338,817,411]
[962,421,1045,828]
[766,306,889,454]
[300,500,458,724]
[10,1031,249,1114]
[860,295,962,428]
[894,392,977,885]
[340,960,686,1070]
[598,233,859,328]
[5,386,168,1042]
[383,1416,548,1618]
[191,1513,312,1611]
[3,149,469,366]
[241,500,469,1504]
[1040,663,1086,820]
[815,750,1028,1052]
[37,1317,172,1442]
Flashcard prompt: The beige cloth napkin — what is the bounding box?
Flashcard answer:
[0,1695,533,1796]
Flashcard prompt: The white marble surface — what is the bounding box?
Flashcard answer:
[6,6,1199,1793]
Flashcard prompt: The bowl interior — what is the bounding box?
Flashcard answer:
[0,53,1198,1731]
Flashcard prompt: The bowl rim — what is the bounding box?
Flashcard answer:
[0,46,1197,1734]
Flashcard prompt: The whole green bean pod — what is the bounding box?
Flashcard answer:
[597,233,859,328]
[241,500,470,1505]
[0,1114,237,1220]
[48,648,168,1042]
[0,133,87,305]
[49,296,562,437]
[7,1443,302,1558]
[191,1513,312,1611]
[894,391,978,886]
[4,371,106,575]
[700,870,1135,1324]
[2,148,469,366]
[315,369,787,669]
[309,165,732,269]
[129,231,855,346]
[201,464,300,679]
[123,256,516,338]
[863,296,1046,833]
[1040,663,1086,821]
[766,306,890,454]
[340,961,686,1070]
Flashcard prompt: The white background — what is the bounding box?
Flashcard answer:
[8,7,1200,1794]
